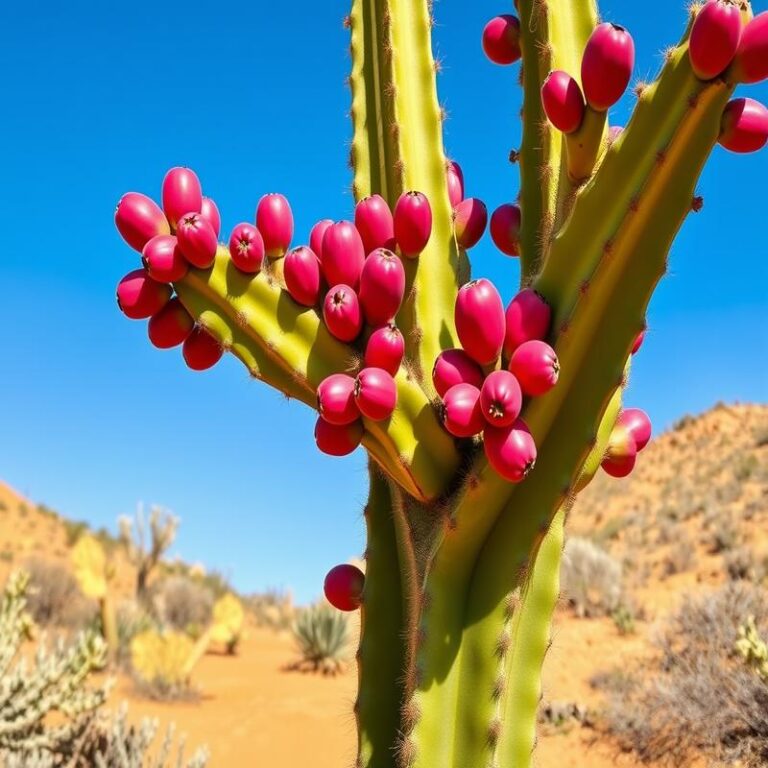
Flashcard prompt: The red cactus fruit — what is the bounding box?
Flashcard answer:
[365,324,405,376]
[256,193,293,258]
[581,23,635,111]
[732,12,768,83]
[142,235,188,282]
[601,423,637,477]
[689,0,743,80]
[509,340,560,397]
[200,197,221,238]
[323,564,365,611]
[355,367,397,421]
[182,326,223,371]
[484,419,537,483]
[162,167,203,230]
[490,203,522,257]
[147,298,194,349]
[176,212,218,269]
[309,219,334,264]
[317,374,360,426]
[322,221,366,289]
[323,285,363,342]
[115,192,170,252]
[441,383,485,438]
[284,246,322,307]
[719,97,768,152]
[432,348,485,397]
[631,329,645,354]
[453,198,488,249]
[541,70,586,134]
[617,407,652,452]
[393,191,433,258]
[503,289,552,358]
[358,248,406,326]
[116,269,172,320]
[447,160,465,207]
[355,194,396,254]
[314,417,364,457]
[455,278,506,365]
[480,370,523,428]
[228,223,265,274]
[482,15,522,65]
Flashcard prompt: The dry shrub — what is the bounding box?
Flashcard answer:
[23,557,96,629]
[247,588,295,631]
[152,575,214,635]
[560,537,622,617]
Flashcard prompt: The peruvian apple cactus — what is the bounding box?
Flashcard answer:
[111,1,768,766]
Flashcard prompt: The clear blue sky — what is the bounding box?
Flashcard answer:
[0,1,765,603]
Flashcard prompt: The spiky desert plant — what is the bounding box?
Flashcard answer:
[207,593,245,654]
[291,602,350,676]
[111,1,768,764]
[130,628,196,699]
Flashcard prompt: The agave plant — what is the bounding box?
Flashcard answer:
[291,602,351,676]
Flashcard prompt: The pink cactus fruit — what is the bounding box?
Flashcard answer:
[490,203,522,257]
[256,193,293,258]
[689,0,743,80]
[483,419,538,483]
[455,278,506,365]
[176,212,218,269]
[365,325,405,376]
[581,23,635,111]
[393,191,433,258]
[147,297,195,349]
[732,11,768,83]
[601,423,638,478]
[142,235,188,282]
[541,70,585,134]
[608,125,624,143]
[314,417,364,457]
[162,167,203,230]
[182,326,223,371]
[432,348,485,397]
[228,223,265,274]
[284,246,322,307]
[200,197,221,238]
[719,97,768,153]
[355,194,396,254]
[479,370,523,428]
[482,15,522,65]
[446,160,465,208]
[354,367,398,421]
[631,329,646,355]
[453,198,488,249]
[309,219,334,264]
[358,248,406,326]
[115,192,170,252]
[509,340,560,397]
[617,407,652,452]
[503,289,552,358]
[323,285,364,342]
[441,383,485,438]
[324,564,365,611]
[321,221,366,289]
[116,269,172,320]
[317,374,360,426]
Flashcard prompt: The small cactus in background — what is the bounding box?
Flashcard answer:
[736,615,768,681]
[130,628,196,698]
[110,0,768,764]
[208,593,245,654]
[290,602,350,676]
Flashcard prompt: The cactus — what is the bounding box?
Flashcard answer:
[130,628,196,697]
[111,1,767,765]
[208,593,245,654]
[736,615,768,680]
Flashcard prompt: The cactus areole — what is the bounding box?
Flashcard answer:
[111,0,766,765]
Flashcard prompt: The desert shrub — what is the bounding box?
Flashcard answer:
[115,598,157,665]
[0,549,13,563]
[611,605,636,636]
[130,629,201,701]
[152,575,214,635]
[662,538,695,577]
[290,602,350,675]
[725,547,766,582]
[560,537,622,618]
[602,583,768,767]
[62,519,89,547]
[23,557,97,629]
[247,588,296,630]
[706,513,740,554]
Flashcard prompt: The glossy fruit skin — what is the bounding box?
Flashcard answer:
[631,329,645,354]
[441,383,485,438]
[176,212,218,269]
[455,279,506,365]
[489,203,522,257]
[483,419,537,483]
[503,289,552,358]
[617,407,651,451]
[116,269,172,320]
[432,348,485,397]
[541,70,586,134]
[689,0,743,80]
[358,248,406,326]
[355,367,398,421]
[317,374,360,426]
[601,425,637,477]
[447,160,465,207]
[733,12,768,83]
[324,564,365,611]
[256,193,293,258]
[581,23,635,111]
[147,297,195,349]
[284,246,322,307]
[182,326,223,370]
[482,14,522,65]
[719,97,768,152]
[309,219,334,264]
[355,195,396,254]
[480,370,523,428]
[229,223,265,274]
[453,198,488,249]
[365,325,405,376]
[509,340,560,397]
[323,285,363,342]
[115,192,170,252]
[393,191,432,257]
[322,221,366,289]
[200,197,221,237]
[314,417,364,457]
[162,167,203,230]
[142,235,188,282]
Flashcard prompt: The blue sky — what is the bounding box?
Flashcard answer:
[0,1,765,603]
